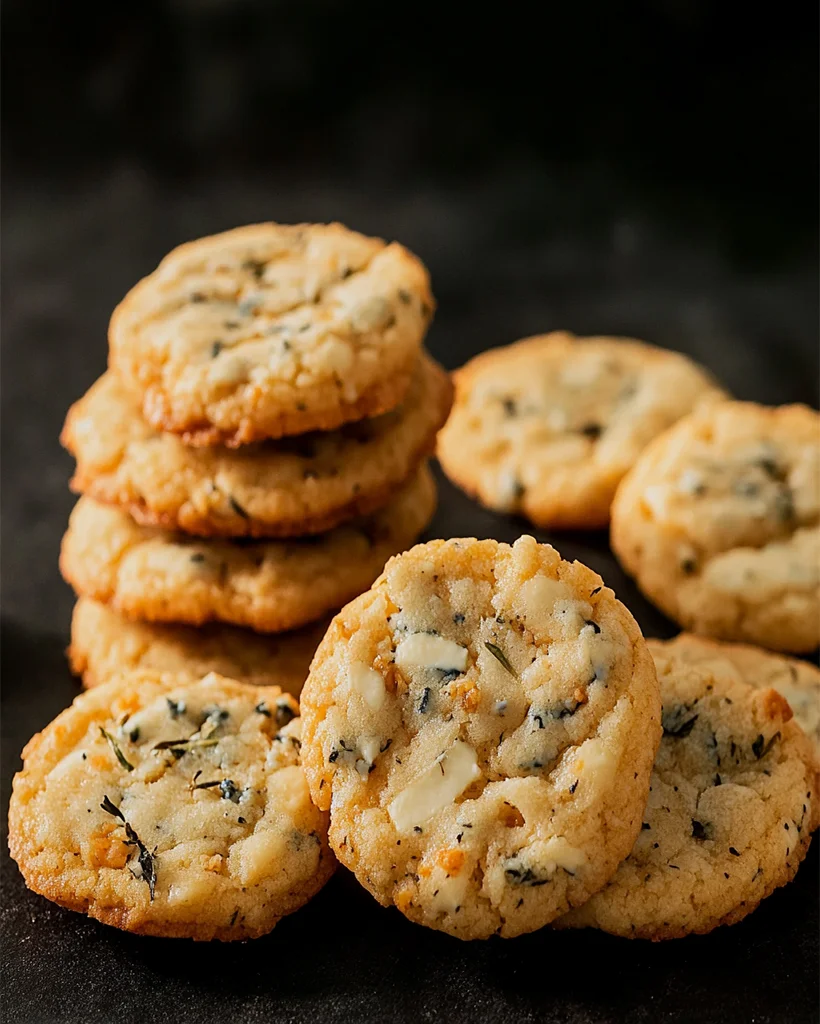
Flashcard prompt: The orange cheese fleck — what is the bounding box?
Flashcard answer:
[88,829,129,869]
[436,848,466,875]
[395,889,413,912]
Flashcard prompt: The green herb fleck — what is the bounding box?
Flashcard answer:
[752,732,780,759]
[99,727,134,772]
[485,642,517,677]
[229,496,250,519]
[662,706,698,738]
[100,796,156,899]
[100,795,125,821]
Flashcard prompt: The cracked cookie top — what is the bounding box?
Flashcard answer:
[108,223,434,445]
[299,535,660,938]
[8,673,334,940]
[611,401,820,652]
[558,643,816,938]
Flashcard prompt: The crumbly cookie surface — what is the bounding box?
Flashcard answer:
[108,223,434,445]
[62,354,451,537]
[611,401,820,652]
[299,535,660,939]
[69,598,326,696]
[648,635,820,769]
[558,646,816,939]
[60,466,436,633]
[437,332,726,529]
[8,673,334,940]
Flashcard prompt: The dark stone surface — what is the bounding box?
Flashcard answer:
[1,169,817,1024]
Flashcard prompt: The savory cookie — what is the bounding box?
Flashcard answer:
[648,635,820,769]
[60,466,436,634]
[299,535,661,939]
[437,332,726,529]
[69,598,327,696]
[8,672,334,940]
[557,644,816,939]
[611,401,820,653]
[108,223,434,445]
[62,354,451,538]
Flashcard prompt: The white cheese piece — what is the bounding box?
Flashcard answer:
[492,469,524,512]
[388,740,481,832]
[642,483,669,520]
[429,868,469,913]
[395,633,468,674]
[349,661,387,712]
[359,736,382,765]
[541,836,587,877]
[573,737,616,786]
[518,575,573,634]
[228,830,289,886]
[552,598,592,637]
[677,468,705,495]
[208,353,248,385]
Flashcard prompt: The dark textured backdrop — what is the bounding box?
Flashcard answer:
[1,3,818,1023]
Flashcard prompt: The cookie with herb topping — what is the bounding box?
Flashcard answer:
[299,535,661,939]
[62,354,451,538]
[611,401,820,652]
[60,465,436,634]
[8,672,334,940]
[108,222,434,446]
[556,643,816,939]
[437,332,726,529]
[70,598,326,696]
[647,635,820,772]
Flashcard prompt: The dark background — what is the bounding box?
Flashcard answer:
[1,3,818,1023]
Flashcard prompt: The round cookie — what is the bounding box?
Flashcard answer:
[437,332,726,529]
[557,645,816,939]
[62,354,451,538]
[648,635,820,770]
[60,466,437,634]
[299,535,661,939]
[69,598,327,696]
[108,223,434,446]
[611,401,820,653]
[8,672,334,940]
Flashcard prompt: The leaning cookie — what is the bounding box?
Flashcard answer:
[59,465,436,634]
[69,598,327,696]
[556,646,816,939]
[611,401,820,653]
[8,672,334,940]
[108,223,434,446]
[62,354,451,538]
[437,332,726,529]
[299,536,661,939]
[647,635,820,770]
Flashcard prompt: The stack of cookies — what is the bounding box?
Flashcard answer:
[60,222,453,696]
